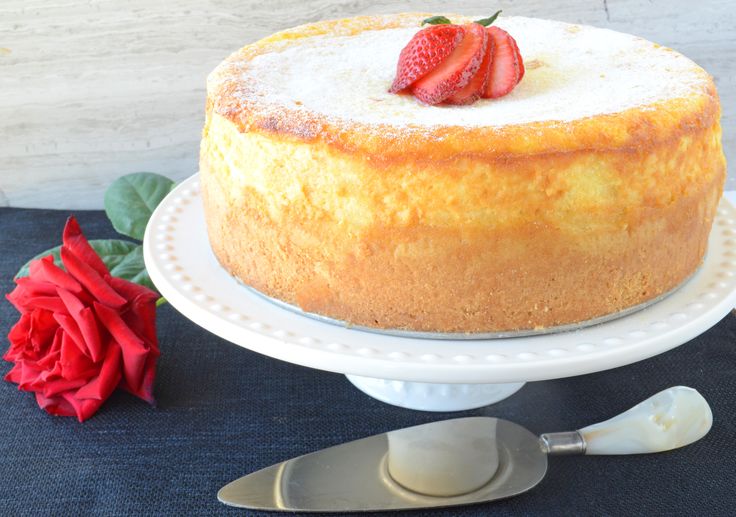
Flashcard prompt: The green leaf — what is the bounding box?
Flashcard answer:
[14,239,158,294]
[107,245,157,292]
[474,10,502,27]
[422,15,452,26]
[104,172,175,241]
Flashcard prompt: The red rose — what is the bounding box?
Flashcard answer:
[4,216,159,422]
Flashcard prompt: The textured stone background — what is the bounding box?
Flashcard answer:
[1,0,733,208]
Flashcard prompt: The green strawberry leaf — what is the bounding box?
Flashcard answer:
[422,15,452,26]
[104,172,175,241]
[474,10,502,27]
[14,239,158,294]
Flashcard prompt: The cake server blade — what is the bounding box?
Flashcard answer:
[218,387,711,512]
[218,417,545,512]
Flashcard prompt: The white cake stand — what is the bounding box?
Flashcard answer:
[144,174,736,411]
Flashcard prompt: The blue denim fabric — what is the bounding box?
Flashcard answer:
[0,207,734,516]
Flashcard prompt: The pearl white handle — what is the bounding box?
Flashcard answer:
[578,386,712,455]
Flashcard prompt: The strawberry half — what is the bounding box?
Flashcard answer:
[412,23,487,105]
[445,28,494,105]
[389,24,465,93]
[483,26,522,99]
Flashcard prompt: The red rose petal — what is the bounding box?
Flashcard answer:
[53,313,90,358]
[72,306,103,362]
[4,363,23,384]
[124,299,157,350]
[6,310,56,363]
[62,216,110,277]
[16,360,43,391]
[48,327,63,354]
[60,392,105,422]
[7,278,63,314]
[32,297,69,313]
[107,279,159,404]
[35,351,60,371]
[7,286,68,314]
[94,302,149,396]
[31,328,62,370]
[14,276,57,297]
[6,313,32,358]
[59,330,95,380]
[107,275,158,303]
[5,291,27,314]
[109,277,159,350]
[2,349,19,363]
[57,288,103,362]
[43,377,87,398]
[60,247,127,309]
[37,361,63,384]
[123,348,159,404]
[76,343,121,401]
[30,255,84,294]
[29,309,59,352]
[35,392,77,419]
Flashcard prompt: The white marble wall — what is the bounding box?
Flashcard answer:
[1,0,733,208]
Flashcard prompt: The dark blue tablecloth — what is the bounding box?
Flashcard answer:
[1,207,734,516]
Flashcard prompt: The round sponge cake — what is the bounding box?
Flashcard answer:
[200,13,725,333]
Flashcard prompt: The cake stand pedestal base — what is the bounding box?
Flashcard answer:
[345,375,526,411]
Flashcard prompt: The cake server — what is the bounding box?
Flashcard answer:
[218,386,712,512]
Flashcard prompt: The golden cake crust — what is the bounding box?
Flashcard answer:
[201,14,726,333]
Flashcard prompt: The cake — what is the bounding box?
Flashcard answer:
[200,13,725,333]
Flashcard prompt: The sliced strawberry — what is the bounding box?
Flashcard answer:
[389,24,465,93]
[483,26,520,99]
[412,23,487,105]
[509,34,524,83]
[445,30,494,105]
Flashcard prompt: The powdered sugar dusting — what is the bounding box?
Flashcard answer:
[225,16,709,129]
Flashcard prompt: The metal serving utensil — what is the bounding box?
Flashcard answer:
[218,386,712,512]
